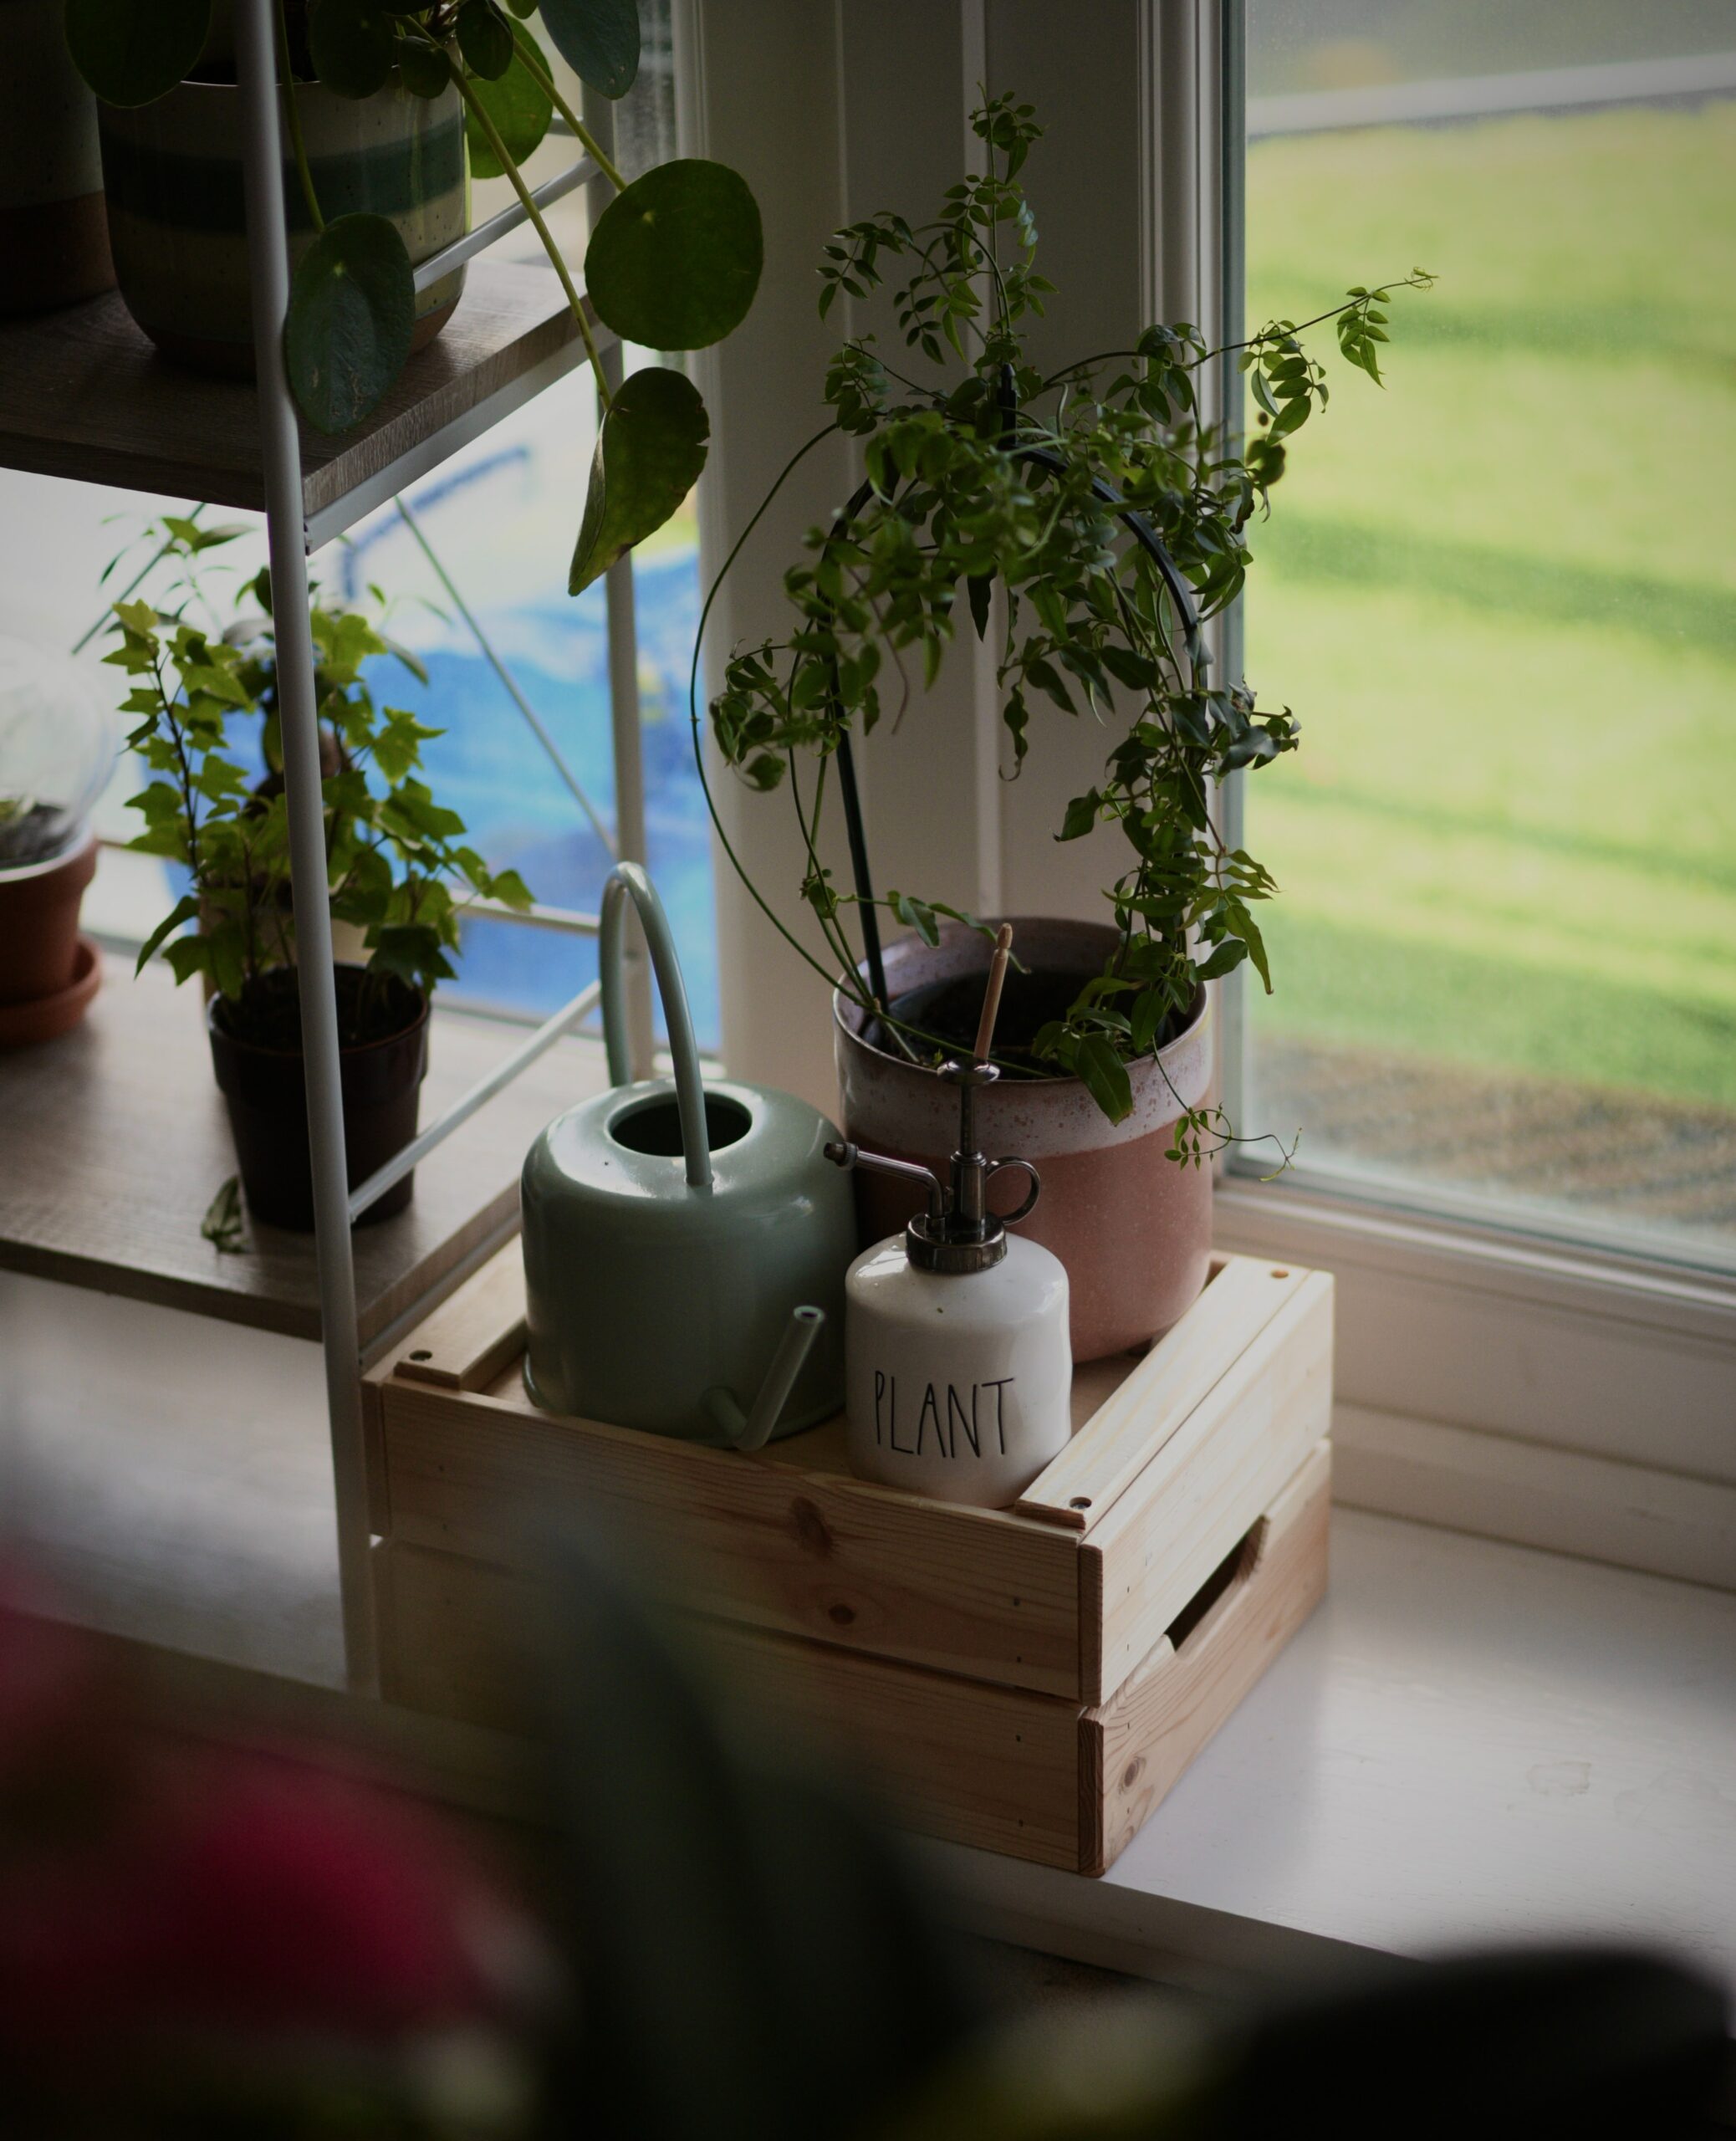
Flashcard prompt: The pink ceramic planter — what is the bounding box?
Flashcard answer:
[834,918,1213,1364]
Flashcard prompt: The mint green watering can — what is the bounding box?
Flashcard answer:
[520,863,855,1445]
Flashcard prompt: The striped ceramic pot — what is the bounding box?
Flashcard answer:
[834,918,1214,1364]
[0,0,114,314]
[96,74,466,375]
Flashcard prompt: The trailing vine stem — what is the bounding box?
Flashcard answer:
[704,92,1432,1137]
[450,69,613,409]
[508,40,627,192]
[273,0,324,233]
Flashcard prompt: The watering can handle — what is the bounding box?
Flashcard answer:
[600,861,712,1192]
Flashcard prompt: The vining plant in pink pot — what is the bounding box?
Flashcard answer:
[702,94,1429,1360]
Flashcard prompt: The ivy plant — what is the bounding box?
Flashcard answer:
[65,0,760,591]
[108,518,530,1043]
[703,94,1430,1151]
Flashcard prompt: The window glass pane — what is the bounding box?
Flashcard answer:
[1238,3,1736,1270]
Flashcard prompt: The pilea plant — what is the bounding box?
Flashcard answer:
[704,94,1429,1147]
[66,0,759,591]
[111,516,530,1043]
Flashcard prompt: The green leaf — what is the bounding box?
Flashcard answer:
[201,1175,246,1255]
[538,0,639,97]
[1075,1034,1133,1124]
[284,213,415,434]
[1058,789,1100,841]
[65,0,211,106]
[134,892,201,974]
[967,572,993,641]
[457,0,514,80]
[585,159,763,351]
[569,365,711,594]
[399,36,452,98]
[309,0,396,99]
[463,22,553,175]
[1195,940,1248,981]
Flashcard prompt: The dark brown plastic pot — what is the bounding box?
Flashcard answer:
[0,832,98,1007]
[207,968,430,1233]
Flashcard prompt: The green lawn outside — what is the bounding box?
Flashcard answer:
[1242,99,1736,1111]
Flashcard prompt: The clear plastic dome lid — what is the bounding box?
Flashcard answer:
[0,638,116,874]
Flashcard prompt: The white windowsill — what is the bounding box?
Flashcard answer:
[929,1507,1736,2021]
[6,1273,1733,2048]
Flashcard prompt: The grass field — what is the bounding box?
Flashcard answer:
[1242,99,1736,1114]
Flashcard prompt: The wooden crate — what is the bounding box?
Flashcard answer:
[366,1248,1334,1874]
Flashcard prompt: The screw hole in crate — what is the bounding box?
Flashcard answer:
[1270,1268,1289,1279]
[409,1349,431,1362]
[1070,1495,1091,1510]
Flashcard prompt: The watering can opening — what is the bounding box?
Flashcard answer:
[610,1090,753,1162]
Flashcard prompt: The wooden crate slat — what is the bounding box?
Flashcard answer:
[1085,1271,1335,1704]
[378,1535,1083,1872]
[375,1445,1332,1878]
[1084,1439,1331,1874]
[380,1376,1085,1697]
[393,1249,527,1390]
[1015,1256,1305,1532]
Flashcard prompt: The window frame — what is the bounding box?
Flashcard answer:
[678,0,1736,1589]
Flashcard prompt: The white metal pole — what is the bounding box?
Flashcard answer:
[234,0,378,1691]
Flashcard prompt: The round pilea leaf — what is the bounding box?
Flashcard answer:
[506,0,538,14]
[463,23,553,178]
[538,0,638,98]
[65,0,211,107]
[284,213,414,435]
[397,37,452,100]
[456,0,514,82]
[585,160,763,352]
[308,0,396,100]
[569,366,710,595]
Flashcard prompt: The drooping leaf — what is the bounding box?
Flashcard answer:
[464,22,554,176]
[585,159,763,351]
[309,0,396,99]
[538,0,639,97]
[967,572,993,641]
[65,0,211,106]
[1073,1035,1133,1125]
[457,0,514,81]
[398,34,452,98]
[284,212,414,434]
[569,366,710,594]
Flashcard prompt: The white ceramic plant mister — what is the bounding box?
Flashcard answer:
[825,1051,1071,1508]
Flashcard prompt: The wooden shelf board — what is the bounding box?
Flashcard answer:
[0,950,607,1345]
[0,260,587,544]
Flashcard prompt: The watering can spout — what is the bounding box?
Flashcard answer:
[705,1304,826,1453]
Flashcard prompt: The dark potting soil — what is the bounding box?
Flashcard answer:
[216,966,422,1055]
[0,803,72,871]
[866,963,1184,1075]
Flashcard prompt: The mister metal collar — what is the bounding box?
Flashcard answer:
[825,1060,1041,1276]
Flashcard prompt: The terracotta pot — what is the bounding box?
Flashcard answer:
[0,830,97,1008]
[834,918,1213,1363]
[207,968,429,1232]
[96,74,465,375]
[0,0,114,317]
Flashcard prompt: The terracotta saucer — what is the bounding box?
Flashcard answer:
[0,935,103,1050]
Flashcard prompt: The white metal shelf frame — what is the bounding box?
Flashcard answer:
[228,0,649,1689]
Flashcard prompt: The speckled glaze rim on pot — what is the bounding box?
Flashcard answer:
[833,917,1213,1160]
